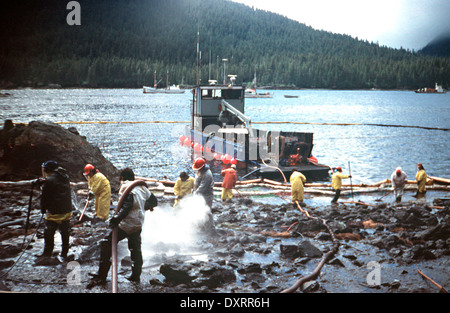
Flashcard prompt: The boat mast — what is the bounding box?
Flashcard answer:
[196,31,200,86]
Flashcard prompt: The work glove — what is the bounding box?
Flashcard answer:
[32,178,45,187]
[108,216,120,228]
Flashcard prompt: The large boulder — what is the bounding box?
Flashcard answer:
[0,120,120,187]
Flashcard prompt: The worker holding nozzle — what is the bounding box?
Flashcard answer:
[87,167,157,288]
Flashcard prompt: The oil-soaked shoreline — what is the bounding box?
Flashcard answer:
[1,182,448,293]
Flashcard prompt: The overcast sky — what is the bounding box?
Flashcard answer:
[232,0,450,51]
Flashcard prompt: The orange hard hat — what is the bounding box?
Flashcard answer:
[192,158,206,170]
[84,164,95,175]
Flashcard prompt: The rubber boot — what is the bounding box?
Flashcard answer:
[127,266,141,283]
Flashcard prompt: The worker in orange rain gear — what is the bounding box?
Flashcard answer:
[84,164,111,220]
[221,164,237,202]
[173,171,195,207]
[290,170,306,206]
[331,166,351,204]
[415,163,428,198]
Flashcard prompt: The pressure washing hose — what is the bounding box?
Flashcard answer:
[281,201,339,293]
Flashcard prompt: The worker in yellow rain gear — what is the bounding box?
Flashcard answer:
[84,164,111,220]
[290,170,306,206]
[173,171,195,207]
[331,166,351,204]
[415,163,427,198]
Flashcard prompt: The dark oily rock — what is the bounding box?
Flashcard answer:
[414,223,450,241]
[280,239,322,259]
[298,239,323,258]
[194,265,236,289]
[0,120,120,187]
[230,243,245,257]
[237,262,262,274]
[0,244,23,259]
[160,263,195,285]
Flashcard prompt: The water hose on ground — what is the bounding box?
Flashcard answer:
[280,201,340,293]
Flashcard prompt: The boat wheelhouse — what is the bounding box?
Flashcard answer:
[183,79,330,181]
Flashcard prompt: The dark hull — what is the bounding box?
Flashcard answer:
[259,163,331,181]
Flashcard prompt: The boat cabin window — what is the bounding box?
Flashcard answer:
[201,89,221,99]
[222,89,242,100]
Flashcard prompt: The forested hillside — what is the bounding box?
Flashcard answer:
[1,0,449,89]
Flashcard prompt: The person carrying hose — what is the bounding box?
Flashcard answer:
[39,160,72,259]
[290,170,306,207]
[84,164,111,221]
[88,168,157,288]
[331,166,351,204]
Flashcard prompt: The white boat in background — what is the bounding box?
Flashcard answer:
[245,88,273,98]
[415,82,446,94]
[143,71,185,94]
[244,72,273,98]
[143,85,184,94]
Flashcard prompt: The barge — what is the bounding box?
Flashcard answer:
[182,77,330,181]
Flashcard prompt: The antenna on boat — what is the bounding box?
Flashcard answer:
[222,58,228,85]
[196,30,200,86]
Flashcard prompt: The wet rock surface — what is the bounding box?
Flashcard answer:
[0,182,449,294]
[0,120,120,187]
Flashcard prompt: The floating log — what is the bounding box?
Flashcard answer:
[429,176,450,186]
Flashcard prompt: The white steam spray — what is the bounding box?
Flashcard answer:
[140,194,212,264]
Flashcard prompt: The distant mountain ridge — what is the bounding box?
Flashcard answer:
[0,0,449,89]
[419,34,450,57]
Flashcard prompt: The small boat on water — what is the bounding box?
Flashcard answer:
[244,72,273,98]
[143,71,185,94]
[182,77,330,181]
[245,88,273,98]
[284,95,298,98]
[143,85,185,94]
[415,83,446,94]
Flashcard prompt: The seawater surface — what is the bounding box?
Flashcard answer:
[1,88,448,184]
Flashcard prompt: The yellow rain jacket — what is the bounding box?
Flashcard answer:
[290,171,306,202]
[332,172,349,190]
[173,177,195,206]
[88,172,111,219]
[416,169,427,193]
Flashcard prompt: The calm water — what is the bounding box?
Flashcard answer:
[1,88,449,184]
